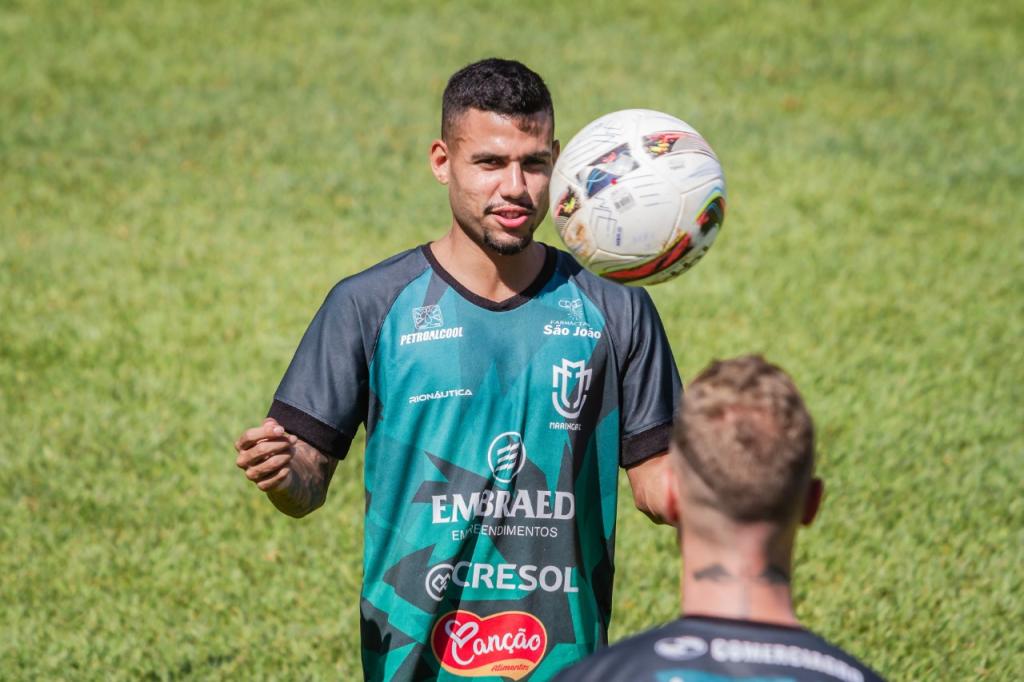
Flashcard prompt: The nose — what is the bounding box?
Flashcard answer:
[499,162,528,199]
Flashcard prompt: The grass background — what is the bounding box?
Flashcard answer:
[2,0,1022,679]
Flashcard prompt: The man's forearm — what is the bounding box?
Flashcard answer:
[267,440,336,517]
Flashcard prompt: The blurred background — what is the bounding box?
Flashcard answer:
[1,1,1021,679]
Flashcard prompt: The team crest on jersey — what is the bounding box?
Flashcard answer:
[552,359,592,420]
[431,610,547,680]
[487,432,526,484]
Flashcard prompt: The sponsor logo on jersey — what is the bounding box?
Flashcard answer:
[424,561,579,601]
[552,359,592,420]
[431,610,547,680]
[654,635,708,661]
[434,489,573,540]
[402,304,465,345]
[413,304,444,330]
[543,300,602,339]
[487,432,526,484]
[559,298,585,325]
[425,563,455,602]
[433,432,575,538]
[433,488,574,541]
[400,326,464,346]
[449,522,560,541]
[710,638,864,682]
[432,489,575,523]
[408,388,473,404]
[542,323,601,339]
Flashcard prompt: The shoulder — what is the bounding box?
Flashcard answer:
[557,617,886,682]
[798,629,887,682]
[315,246,431,331]
[324,246,429,306]
[702,619,886,682]
[553,621,682,681]
[552,246,656,313]
[306,246,431,352]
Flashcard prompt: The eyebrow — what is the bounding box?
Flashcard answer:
[469,150,553,163]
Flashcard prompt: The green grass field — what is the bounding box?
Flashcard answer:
[2,1,1022,679]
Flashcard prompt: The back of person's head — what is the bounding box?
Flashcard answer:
[441,58,553,141]
[672,355,815,524]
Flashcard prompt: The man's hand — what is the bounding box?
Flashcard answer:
[234,417,296,492]
[233,417,338,517]
[626,452,677,526]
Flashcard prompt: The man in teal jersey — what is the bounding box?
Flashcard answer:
[234,58,681,680]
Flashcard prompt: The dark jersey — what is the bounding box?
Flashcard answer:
[552,616,884,682]
[268,244,681,681]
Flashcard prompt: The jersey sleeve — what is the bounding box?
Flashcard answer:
[268,282,370,459]
[619,288,682,467]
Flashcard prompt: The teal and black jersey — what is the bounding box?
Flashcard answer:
[269,244,681,681]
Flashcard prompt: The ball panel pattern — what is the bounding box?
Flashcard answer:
[550,109,725,286]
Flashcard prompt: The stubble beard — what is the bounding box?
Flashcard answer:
[481,225,533,256]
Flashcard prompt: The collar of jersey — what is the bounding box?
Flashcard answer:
[420,243,558,312]
[680,614,809,633]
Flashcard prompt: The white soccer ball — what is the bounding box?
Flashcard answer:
[550,109,726,286]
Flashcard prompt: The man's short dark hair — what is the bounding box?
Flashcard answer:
[441,58,554,141]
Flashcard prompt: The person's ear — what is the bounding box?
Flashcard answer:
[430,139,450,185]
[801,477,824,526]
[551,138,561,166]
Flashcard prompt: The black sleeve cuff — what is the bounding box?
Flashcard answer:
[268,399,353,460]
[621,421,672,468]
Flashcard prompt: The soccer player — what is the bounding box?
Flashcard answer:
[553,355,885,681]
[233,58,681,681]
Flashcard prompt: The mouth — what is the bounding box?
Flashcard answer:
[489,205,533,230]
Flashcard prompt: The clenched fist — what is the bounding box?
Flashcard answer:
[234,417,296,492]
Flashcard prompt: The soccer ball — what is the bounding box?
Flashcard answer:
[550,109,726,286]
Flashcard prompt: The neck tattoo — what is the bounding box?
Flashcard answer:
[691,564,791,585]
[692,564,735,582]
